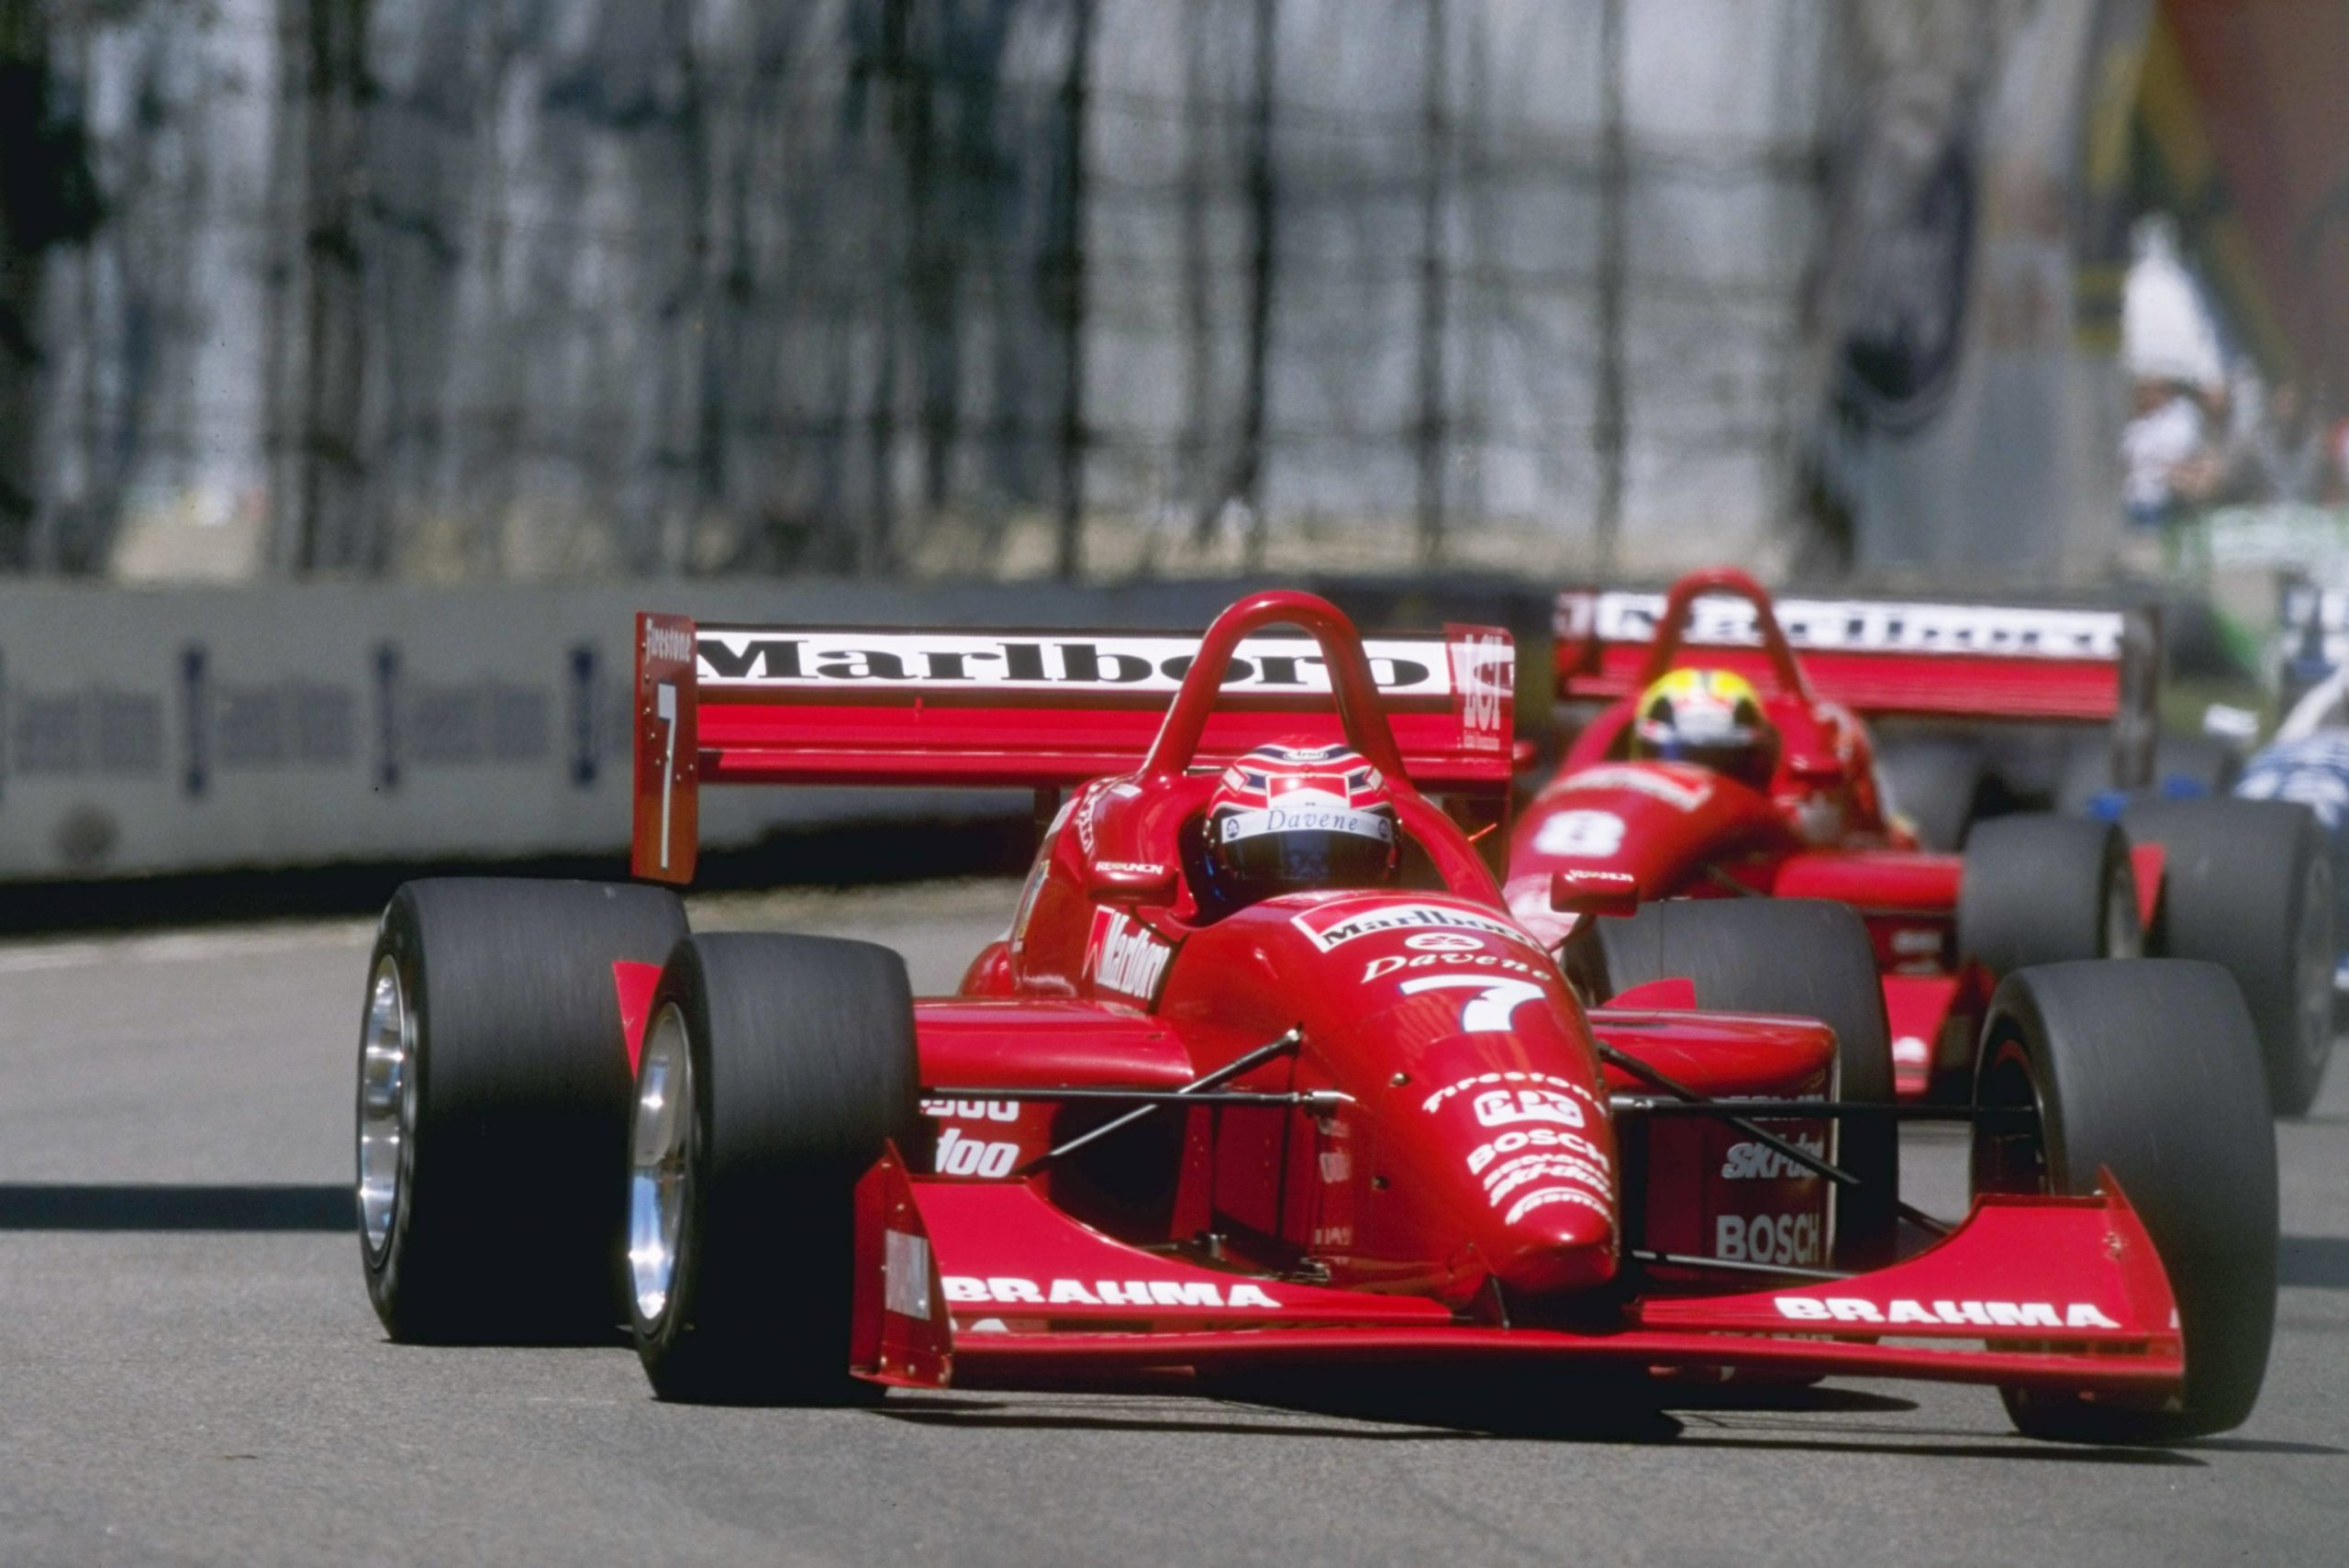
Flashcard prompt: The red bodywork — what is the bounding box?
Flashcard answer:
[631,589,2182,1402]
[1517,569,2168,1097]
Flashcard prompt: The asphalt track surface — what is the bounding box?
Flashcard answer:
[3,879,2344,1567]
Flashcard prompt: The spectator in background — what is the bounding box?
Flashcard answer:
[2123,376,2209,528]
[2237,379,2328,504]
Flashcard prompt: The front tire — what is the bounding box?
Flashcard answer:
[1583,898,1898,1270]
[1975,961,2277,1442]
[630,933,919,1405]
[360,878,688,1343]
[2124,797,2334,1116]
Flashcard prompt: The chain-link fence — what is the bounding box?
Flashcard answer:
[2,0,1834,584]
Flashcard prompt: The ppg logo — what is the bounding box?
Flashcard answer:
[1472,1087,1586,1130]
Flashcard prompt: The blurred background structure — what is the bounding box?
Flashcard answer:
[0,0,2343,591]
[4,0,2349,883]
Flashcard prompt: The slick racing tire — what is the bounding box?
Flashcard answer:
[2123,797,2334,1117]
[360,878,689,1343]
[630,933,919,1405]
[1586,898,1898,1271]
[1956,814,2140,978]
[1975,961,2277,1443]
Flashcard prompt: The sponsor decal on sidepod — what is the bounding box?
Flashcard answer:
[1718,1212,1821,1267]
[1720,1138,1825,1181]
[932,1129,1019,1178]
[921,1097,1020,1122]
[1089,909,1174,1004]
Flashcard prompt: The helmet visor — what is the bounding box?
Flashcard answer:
[1219,827,1397,889]
[1637,726,1776,790]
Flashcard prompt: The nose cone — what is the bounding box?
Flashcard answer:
[1425,1067,1620,1300]
[1485,1192,1619,1295]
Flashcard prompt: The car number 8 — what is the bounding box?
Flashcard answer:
[1534,808,1626,858]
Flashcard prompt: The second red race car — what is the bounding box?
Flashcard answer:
[355,590,2277,1440]
[1514,567,2332,1109]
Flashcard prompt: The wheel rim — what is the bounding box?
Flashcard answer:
[2293,855,2334,1075]
[357,956,414,1261]
[2103,862,2143,960]
[1971,1033,2050,1198]
[629,1003,694,1327]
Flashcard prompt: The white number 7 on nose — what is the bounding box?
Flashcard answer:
[1399,974,1548,1033]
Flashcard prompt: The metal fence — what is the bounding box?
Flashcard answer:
[1,0,1838,584]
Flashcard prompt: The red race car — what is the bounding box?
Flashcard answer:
[357,590,2275,1440]
[1514,567,2332,1109]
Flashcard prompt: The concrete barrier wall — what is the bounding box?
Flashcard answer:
[2,578,1367,882]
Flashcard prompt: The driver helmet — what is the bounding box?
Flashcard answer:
[1631,668,1780,792]
[1202,738,1399,909]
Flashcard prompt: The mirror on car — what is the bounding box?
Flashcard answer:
[1550,868,1639,917]
[1087,860,1180,906]
[1787,752,1844,785]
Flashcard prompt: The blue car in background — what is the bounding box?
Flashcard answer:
[1873,589,2337,1115]
[2233,682,2349,1013]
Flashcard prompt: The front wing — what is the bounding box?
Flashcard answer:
[852,1150,2183,1399]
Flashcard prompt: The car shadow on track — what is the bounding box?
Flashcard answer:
[881,1371,1688,1443]
[2173,1437,2345,1457]
[1665,1433,2202,1465]
[880,1397,1493,1444]
[880,1376,2202,1464]
[0,1183,351,1230]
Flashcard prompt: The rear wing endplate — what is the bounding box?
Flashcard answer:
[634,616,1514,884]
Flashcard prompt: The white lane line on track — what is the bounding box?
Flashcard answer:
[0,923,374,975]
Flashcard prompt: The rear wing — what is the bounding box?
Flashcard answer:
[633,616,1515,884]
[1553,588,2158,726]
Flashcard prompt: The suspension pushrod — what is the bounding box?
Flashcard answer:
[1609,1097,2033,1123]
[925,1086,1344,1109]
[1010,1027,1306,1178]
[1898,1202,1955,1238]
[1628,1247,1852,1284]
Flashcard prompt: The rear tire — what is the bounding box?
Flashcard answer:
[1957,814,2139,977]
[1975,961,2277,1442]
[629,933,918,1405]
[1585,898,1898,1270]
[360,878,688,1343]
[2124,797,2334,1116]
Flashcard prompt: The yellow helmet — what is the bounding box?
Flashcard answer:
[1631,668,1780,790]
